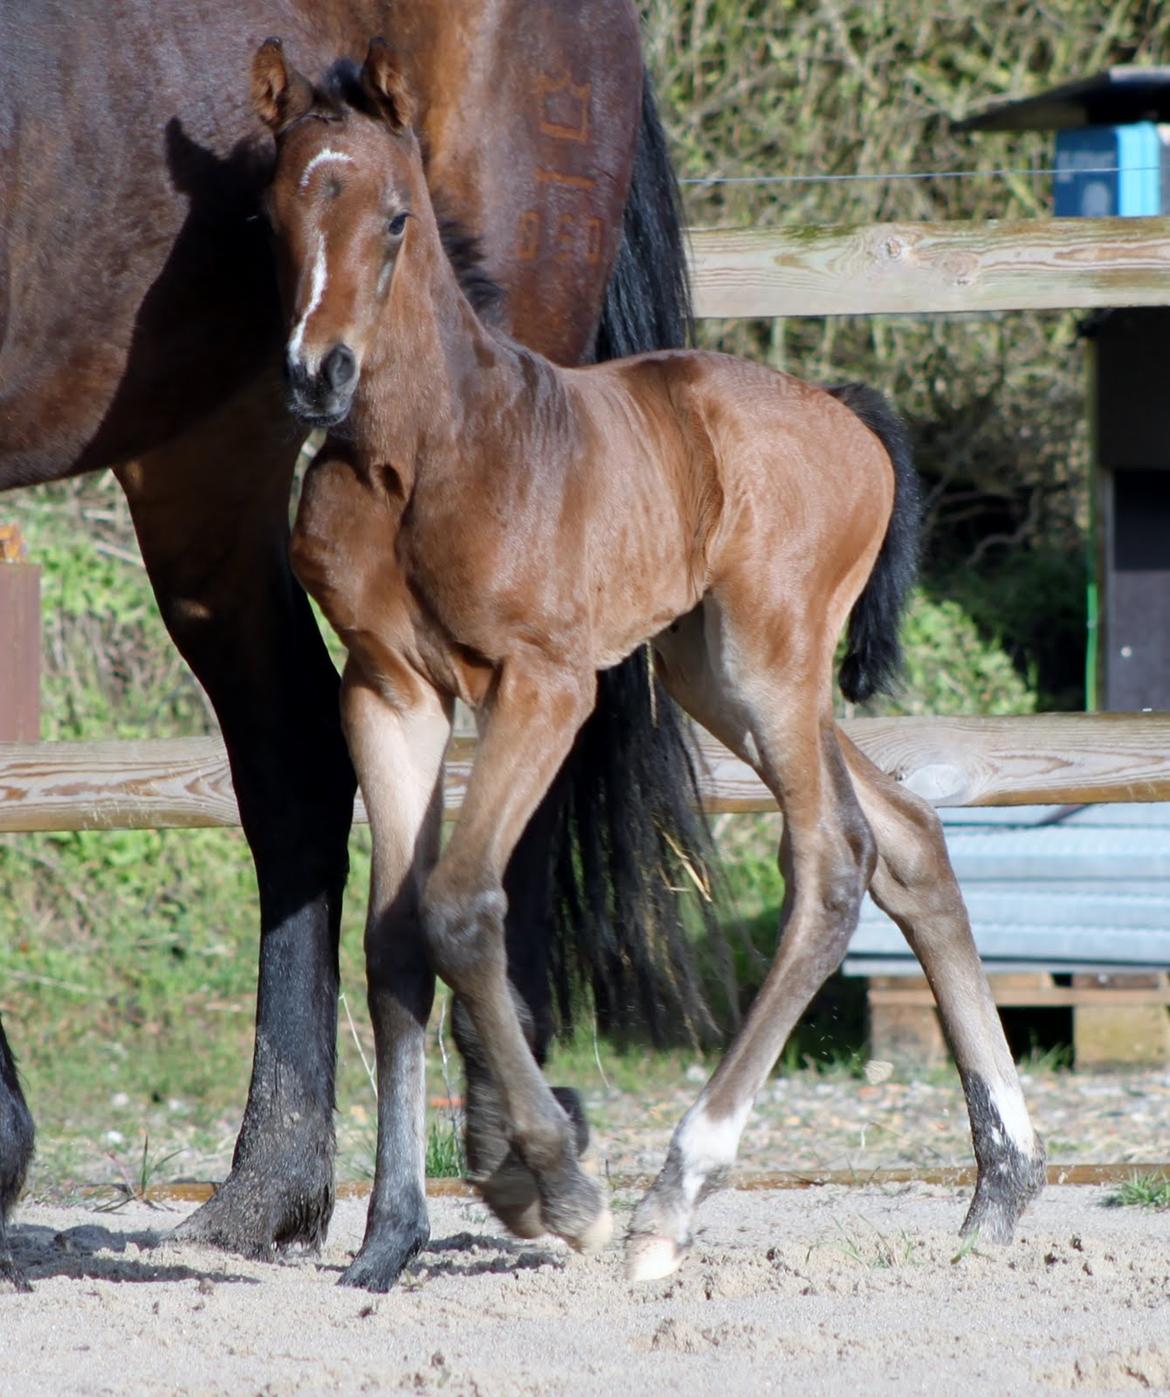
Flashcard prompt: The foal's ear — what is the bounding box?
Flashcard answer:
[361,37,416,132]
[251,38,314,133]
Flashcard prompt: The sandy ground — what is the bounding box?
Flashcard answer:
[2,1185,1168,1395]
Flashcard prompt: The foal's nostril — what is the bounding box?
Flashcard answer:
[322,344,357,392]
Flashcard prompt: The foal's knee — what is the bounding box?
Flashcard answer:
[421,877,508,991]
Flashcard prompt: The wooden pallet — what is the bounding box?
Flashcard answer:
[867,970,1170,1068]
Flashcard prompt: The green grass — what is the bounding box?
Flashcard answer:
[425,1121,464,1180]
[823,1216,920,1270]
[1106,1173,1170,1211]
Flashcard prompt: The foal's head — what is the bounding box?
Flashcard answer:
[252,38,422,427]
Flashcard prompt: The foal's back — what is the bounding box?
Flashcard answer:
[556,348,896,658]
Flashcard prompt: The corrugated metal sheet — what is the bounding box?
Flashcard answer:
[843,802,1170,976]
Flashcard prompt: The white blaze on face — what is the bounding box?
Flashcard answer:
[288,231,328,371]
[286,151,355,373]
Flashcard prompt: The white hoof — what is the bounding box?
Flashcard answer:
[568,1205,613,1255]
[625,1234,683,1282]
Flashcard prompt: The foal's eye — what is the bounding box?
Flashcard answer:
[387,212,409,237]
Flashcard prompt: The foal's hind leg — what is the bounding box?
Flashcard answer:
[335,666,452,1292]
[628,605,875,1280]
[422,662,611,1253]
[0,1018,34,1291]
[839,738,1046,1241]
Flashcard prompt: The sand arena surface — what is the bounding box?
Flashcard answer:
[2,1186,1168,1394]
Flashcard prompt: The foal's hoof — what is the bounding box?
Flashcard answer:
[338,1223,428,1292]
[566,1203,613,1255]
[538,1165,612,1256]
[625,1233,684,1283]
[961,1145,1047,1245]
[475,1087,593,1242]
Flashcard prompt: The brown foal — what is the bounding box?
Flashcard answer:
[254,39,1047,1285]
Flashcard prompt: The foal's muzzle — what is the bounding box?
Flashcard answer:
[285,343,358,428]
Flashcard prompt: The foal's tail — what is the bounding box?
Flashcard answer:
[829,383,921,704]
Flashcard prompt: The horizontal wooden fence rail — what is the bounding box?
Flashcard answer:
[688,215,1170,318]
[2,713,1169,833]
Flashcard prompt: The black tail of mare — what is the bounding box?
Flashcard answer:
[831,382,921,705]
[545,70,731,1048]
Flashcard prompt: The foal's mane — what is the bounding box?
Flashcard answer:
[309,58,503,319]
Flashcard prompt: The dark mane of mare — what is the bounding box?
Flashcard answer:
[0,0,715,1290]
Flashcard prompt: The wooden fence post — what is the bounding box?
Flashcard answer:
[0,523,41,741]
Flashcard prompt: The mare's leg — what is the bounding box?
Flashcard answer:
[839,737,1046,1240]
[628,602,876,1280]
[0,1017,34,1290]
[114,379,354,1257]
[336,666,452,1292]
[423,662,610,1252]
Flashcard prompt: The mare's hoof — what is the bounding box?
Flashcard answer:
[1,1250,31,1294]
[174,1160,334,1260]
[625,1233,684,1282]
[338,1223,429,1292]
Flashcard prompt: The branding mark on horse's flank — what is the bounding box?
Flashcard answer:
[584,217,603,266]
[535,168,596,192]
[536,71,592,144]
[516,211,541,260]
[299,149,355,192]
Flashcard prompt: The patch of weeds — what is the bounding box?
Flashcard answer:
[950,1230,983,1265]
[1018,1040,1074,1075]
[823,1215,920,1270]
[425,1121,464,1180]
[94,1134,182,1212]
[1105,1172,1170,1211]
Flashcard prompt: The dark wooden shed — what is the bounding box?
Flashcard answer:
[958,69,1170,712]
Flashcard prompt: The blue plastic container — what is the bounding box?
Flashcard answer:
[1053,122,1166,217]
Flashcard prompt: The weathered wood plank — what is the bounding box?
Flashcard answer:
[688,216,1170,319]
[2,713,1168,832]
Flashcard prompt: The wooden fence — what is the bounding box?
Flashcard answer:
[1,714,1170,832]
[3,215,1170,832]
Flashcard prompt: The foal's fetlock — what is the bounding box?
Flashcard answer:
[959,1071,1046,1244]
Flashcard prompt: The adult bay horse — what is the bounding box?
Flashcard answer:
[0,1,714,1289]
[260,40,1047,1288]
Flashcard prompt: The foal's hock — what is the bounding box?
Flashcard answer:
[257,37,1046,1289]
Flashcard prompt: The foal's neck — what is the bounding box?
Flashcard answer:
[353,196,500,482]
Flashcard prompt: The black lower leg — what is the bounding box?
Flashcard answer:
[958,1070,1047,1244]
[0,1017,34,1291]
[340,925,436,1291]
[177,638,354,1258]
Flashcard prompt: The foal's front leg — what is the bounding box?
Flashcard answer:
[336,665,453,1292]
[422,661,611,1253]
